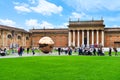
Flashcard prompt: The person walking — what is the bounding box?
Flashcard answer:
[113,47,118,56]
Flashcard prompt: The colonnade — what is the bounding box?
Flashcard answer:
[68,30,104,47]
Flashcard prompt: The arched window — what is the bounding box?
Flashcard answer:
[18,35,21,40]
[7,34,12,39]
[26,36,29,40]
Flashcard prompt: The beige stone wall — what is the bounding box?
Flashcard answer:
[0,29,31,49]
[1,24,120,48]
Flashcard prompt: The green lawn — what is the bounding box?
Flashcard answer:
[0,56,120,80]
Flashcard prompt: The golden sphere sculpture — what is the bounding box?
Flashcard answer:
[39,36,54,53]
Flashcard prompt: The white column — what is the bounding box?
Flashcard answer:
[102,30,104,46]
[73,30,75,46]
[77,30,80,47]
[97,30,99,45]
[68,31,71,46]
[92,30,94,45]
[87,30,89,47]
[82,30,84,45]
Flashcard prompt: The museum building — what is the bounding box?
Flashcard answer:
[30,19,120,48]
[0,19,120,48]
[0,25,31,48]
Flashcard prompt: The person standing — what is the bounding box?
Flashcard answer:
[78,47,82,55]
[58,47,61,55]
[93,48,96,56]
[18,47,20,56]
[18,46,23,56]
[4,48,7,55]
[27,47,30,54]
[108,47,112,56]
[68,47,72,55]
[65,47,68,55]
[32,48,35,55]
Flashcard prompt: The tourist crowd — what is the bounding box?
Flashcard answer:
[57,47,118,56]
[0,46,119,56]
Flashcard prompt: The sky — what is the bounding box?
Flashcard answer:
[0,0,120,31]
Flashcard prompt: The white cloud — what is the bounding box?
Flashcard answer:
[30,0,63,15]
[106,25,120,28]
[0,19,16,27]
[69,12,93,21]
[112,25,120,28]
[40,21,54,28]
[14,3,31,13]
[29,0,37,4]
[63,0,120,11]
[25,19,40,28]
[25,19,54,29]
[70,12,86,18]
[14,0,63,15]
[25,19,68,29]
[57,22,68,28]
[105,16,120,22]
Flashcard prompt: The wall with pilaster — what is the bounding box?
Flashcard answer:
[31,32,68,48]
[0,29,31,49]
[105,31,120,47]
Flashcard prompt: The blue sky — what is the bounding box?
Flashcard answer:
[0,0,120,31]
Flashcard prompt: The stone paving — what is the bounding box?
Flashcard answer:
[1,52,117,59]
[0,52,71,58]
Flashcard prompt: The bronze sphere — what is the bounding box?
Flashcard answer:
[39,36,54,54]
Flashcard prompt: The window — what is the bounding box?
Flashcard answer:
[8,34,12,39]
[18,36,21,39]
[26,36,29,40]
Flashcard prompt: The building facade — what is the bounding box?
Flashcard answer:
[30,19,120,48]
[68,19,105,47]
[30,29,68,47]
[0,19,120,49]
[0,25,31,49]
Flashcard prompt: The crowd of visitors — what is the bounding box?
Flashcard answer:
[0,46,119,57]
[56,47,118,56]
[17,47,36,56]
